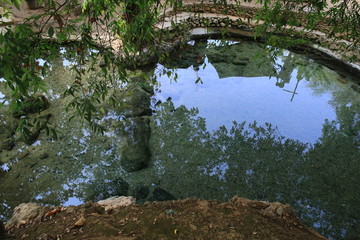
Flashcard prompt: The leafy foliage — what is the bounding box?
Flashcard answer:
[255,0,360,43]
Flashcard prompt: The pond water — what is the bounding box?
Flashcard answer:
[0,39,359,239]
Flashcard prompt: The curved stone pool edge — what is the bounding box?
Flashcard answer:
[153,3,360,81]
[188,27,360,82]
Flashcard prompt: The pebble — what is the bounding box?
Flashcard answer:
[189,223,197,231]
[276,207,284,216]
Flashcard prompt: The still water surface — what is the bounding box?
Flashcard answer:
[0,39,359,239]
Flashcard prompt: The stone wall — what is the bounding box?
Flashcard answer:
[156,3,360,74]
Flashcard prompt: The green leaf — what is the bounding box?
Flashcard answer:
[48,27,55,38]
[51,128,58,140]
[11,0,21,10]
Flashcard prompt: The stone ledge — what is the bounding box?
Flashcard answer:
[155,3,360,78]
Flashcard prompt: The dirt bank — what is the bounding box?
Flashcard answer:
[3,196,326,240]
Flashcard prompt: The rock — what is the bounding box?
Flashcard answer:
[5,203,44,229]
[152,187,176,201]
[97,196,135,212]
[189,223,198,231]
[261,202,295,218]
[130,184,150,200]
[230,195,269,209]
[230,196,295,218]
[329,43,340,50]
[165,209,175,215]
[85,177,129,202]
[82,202,105,215]
[120,117,151,172]
[276,206,284,216]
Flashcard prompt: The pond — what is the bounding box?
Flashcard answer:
[0,39,359,240]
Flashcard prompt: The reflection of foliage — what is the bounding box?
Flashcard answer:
[150,99,359,240]
[160,38,358,95]
[213,121,307,201]
[302,106,360,239]
[151,100,307,203]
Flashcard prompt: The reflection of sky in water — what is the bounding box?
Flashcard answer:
[207,39,239,47]
[0,77,8,105]
[154,58,336,144]
[63,197,83,206]
[63,59,77,67]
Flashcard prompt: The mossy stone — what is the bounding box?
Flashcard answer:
[120,117,151,172]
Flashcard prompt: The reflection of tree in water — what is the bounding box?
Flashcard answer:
[150,99,359,240]
[302,58,360,240]
[161,38,349,100]
[302,109,360,239]
[162,39,278,78]
[302,72,360,239]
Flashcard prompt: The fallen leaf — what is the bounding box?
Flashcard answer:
[45,208,62,217]
[74,215,86,227]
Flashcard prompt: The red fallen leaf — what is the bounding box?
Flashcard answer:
[44,208,62,217]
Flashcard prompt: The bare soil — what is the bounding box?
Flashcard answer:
[4,197,327,240]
